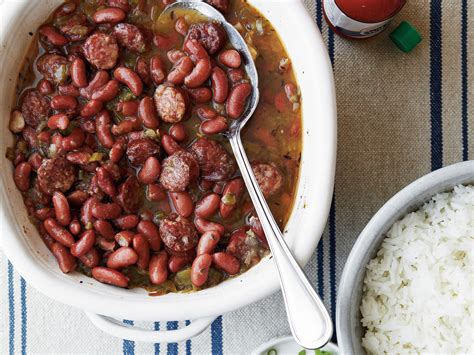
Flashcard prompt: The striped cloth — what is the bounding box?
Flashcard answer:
[1,0,472,354]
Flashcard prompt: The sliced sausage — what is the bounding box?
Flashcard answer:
[21,90,50,128]
[37,156,76,195]
[83,33,119,70]
[251,162,284,198]
[159,213,198,253]
[36,54,69,85]
[160,150,199,192]
[185,22,227,55]
[126,138,160,166]
[117,176,142,213]
[154,84,187,123]
[114,23,146,53]
[189,138,236,181]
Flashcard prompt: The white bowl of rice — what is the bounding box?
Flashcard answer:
[336,160,474,355]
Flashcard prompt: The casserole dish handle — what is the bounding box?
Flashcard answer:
[85,312,216,342]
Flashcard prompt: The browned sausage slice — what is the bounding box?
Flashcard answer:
[126,138,160,166]
[185,23,227,55]
[160,151,199,192]
[154,84,188,123]
[117,176,142,213]
[189,138,236,181]
[159,213,198,253]
[114,23,146,53]
[21,90,50,128]
[37,156,76,195]
[83,33,119,70]
[36,54,69,85]
[251,162,284,198]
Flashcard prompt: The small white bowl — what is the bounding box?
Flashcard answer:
[336,160,474,354]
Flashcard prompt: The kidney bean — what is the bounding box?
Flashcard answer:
[167,56,194,85]
[81,71,110,99]
[93,7,126,23]
[114,215,139,230]
[187,87,212,104]
[135,57,152,86]
[195,193,220,218]
[150,55,166,85]
[147,184,166,202]
[114,231,135,247]
[96,111,115,149]
[39,25,68,46]
[111,117,141,136]
[96,167,116,197]
[69,218,81,235]
[137,220,161,251]
[160,134,181,156]
[35,132,51,146]
[114,67,143,96]
[167,49,186,64]
[52,192,71,226]
[219,178,244,219]
[120,100,139,116]
[168,255,192,273]
[226,83,251,119]
[227,68,245,84]
[138,156,161,185]
[97,236,117,251]
[80,100,103,118]
[170,191,194,218]
[14,162,31,191]
[108,0,130,12]
[70,230,96,257]
[184,58,212,88]
[169,123,186,142]
[58,83,80,97]
[200,116,228,135]
[196,106,217,120]
[91,80,120,102]
[67,190,89,207]
[153,34,173,49]
[66,150,90,165]
[194,218,225,236]
[35,207,55,221]
[191,253,212,287]
[211,67,229,103]
[51,243,76,273]
[93,220,116,240]
[133,234,150,270]
[81,197,98,227]
[44,218,75,248]
[174,17,188,36]
[219,49,242,69]
[51,95,77,110]
[212,252,240,275]
[149,252,168,285]
[47,114,69,131]
[183,39,209,62]
[51,133,63,149]
[110,141,125,162]
[197,230,221,255]
[28,153,42,171]
[62,127,86,152]
[107,246,138,269]
[70,58,88,88]
[79,248,100,268]
[138,96,159,129]
[92,267,129,288]
[92,202,122,220]
[37,79,54,95]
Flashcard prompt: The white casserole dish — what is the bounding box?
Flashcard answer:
[0,0,336,342]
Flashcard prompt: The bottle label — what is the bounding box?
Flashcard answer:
[323,0,391,38]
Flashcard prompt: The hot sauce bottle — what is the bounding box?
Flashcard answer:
[323,0,406,39]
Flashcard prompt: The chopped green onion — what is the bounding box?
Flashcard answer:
[154,211,166,220]
[298,350,306,355]
[89,152,104,162]
[85,222,93,230]
[221,193,236,206]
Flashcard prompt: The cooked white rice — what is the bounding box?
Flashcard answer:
[360,185,474,354]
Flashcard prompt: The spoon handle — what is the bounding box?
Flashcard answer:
[229,134,333,349]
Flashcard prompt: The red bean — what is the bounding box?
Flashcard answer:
[110,141,125,162]
[133,234,150,270]
[93,220,116,240]
[170,191,194,218]
[81,197,98,227]
[47,114,69,131]
[51,243,76,273]
[212,252,240,275]
[167,56,194,85]
[136,57,152,86]
[51,95,78,110]
[35,207,55,221]
[168,255,192,273]
[59,84,81,97]
[167,49,186,64]
[197,106,217,120]
[28,153,42,171]
[211,67,229,103]
[195,193,220,218]
[119,100,139,116]
[175,17,188,36]
[81,100,103,117]
[111,117,141,135]
[79,248,100,268]
[161,134,182,155]
[68,190,89,207]
[194,218,225,236]
[39,25,68,46]
[184,58,212,88]
[96,110,115,149]
[138,156,161,184]
[66,150,90,165]
[114,215,139,230]
[70,58,88,88]
[93,7,126,23]
[71,230,96,257]
[169,123,186,142]
[147,184,166,201]
[37,79,54,95]
[191,254,212,287]
[137,220,161,251]
[52,192,71,226]
[197,231,221,255]
[92,267,129,288]
[227,68,245,85]
[219,49,242,68]
[114,67,143,96]
[97,236,117,251]
[44,218,75,247]
[187,87,212,104]
[96,166,116,197]
[92,202,122,220]
[138,96,159,129]
[69,218,81,235]
[91,80,120,102]
[62,127,86,152]
[115,231,134,247]
[200,116,228,135]
[226,83,252,119]
[183,39,209,62]
[14,162,31,191]
[150,55,166,85]
[107,246,138,269]
[149,252,168,285]
[81,71,110,99]
[219,178,244,219]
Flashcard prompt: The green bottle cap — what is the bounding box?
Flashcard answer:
[390,21,422,53]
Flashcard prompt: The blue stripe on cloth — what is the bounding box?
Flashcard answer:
[122,320,135,355]
[154,322,160,355]
[461,0,469,161]
[211,316,223,355]
[185,320,192,355]
[8,261,15,355]
[430,0,443,170]
[315,0,323,31]
[20,277,27,355]
[328,199,337,343]
[166,321,178,355]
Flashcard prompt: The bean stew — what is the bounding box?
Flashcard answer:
[7,0,302,294]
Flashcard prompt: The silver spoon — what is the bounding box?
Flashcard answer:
[159,1,333,349]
